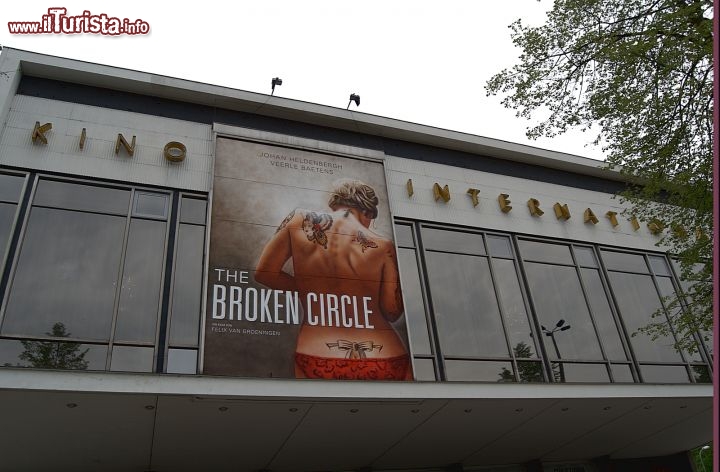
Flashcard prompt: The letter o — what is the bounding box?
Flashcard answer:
[163,141,187,162]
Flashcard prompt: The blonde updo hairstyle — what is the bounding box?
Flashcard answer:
[328,179,379,219]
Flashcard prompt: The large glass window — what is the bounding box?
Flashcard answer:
[519,240,631,383]
[396,223,544,383]
[393,220,710,385]
[602,249,705,383]
[0,176,207,374]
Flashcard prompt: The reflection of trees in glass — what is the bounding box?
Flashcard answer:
[498,342,544,382]
[19,323,89,370]
[691,366,711,383]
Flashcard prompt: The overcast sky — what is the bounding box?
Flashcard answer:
[1,1,605,160]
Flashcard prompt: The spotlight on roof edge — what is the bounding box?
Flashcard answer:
[271,77,282,96]
[347,93,360,110]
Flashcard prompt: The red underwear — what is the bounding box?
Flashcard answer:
[295,353,410,380]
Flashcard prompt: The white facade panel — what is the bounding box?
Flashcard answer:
[0,96,212,192]
[386,156,667,252]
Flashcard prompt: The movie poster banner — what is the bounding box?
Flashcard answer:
[204,137,413,380]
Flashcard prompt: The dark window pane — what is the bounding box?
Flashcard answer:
[397,248,432,355]
[524,263,603,360]
[606,272,683,362]
[169,224,205,346]
[180,197,207,225]
[33,179,130,214]
[492,259,537,358]
[0,338,107,370]
[600,250,649,273]
[445,360,515,382]
[0,202,18,262]
[114,219,166,343]
[393,223,414,248]
[517,361,545,382]
[487,235,513,258]
[167,348,197,374]
[134,192,169,219]
[421,227,485,255]
[425,253,508,357]
[518,240,573,265]
[611,364,635,382]
[412,358,436,381]
[573,246,598,268]
[0,174,25,203]
[3,208,125,341]
[655,276,702,362]
[552,363,609,383]
[691,365,711,383]
[648,255,671,276]
[580,269,627,360]
[640,364,690,383]
[110,346,154,372]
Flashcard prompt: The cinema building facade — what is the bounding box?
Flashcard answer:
[0,48,712,471]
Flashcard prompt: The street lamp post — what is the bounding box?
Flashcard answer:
[542,319,571,382]
[698,444,710,472]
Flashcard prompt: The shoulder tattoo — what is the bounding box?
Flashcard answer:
[302,211,333,249]
[353,230,379,253]
[276,209,295,233]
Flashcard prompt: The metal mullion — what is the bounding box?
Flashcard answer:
[391,221,424,379]
[408,222,442,380]
[570,246,614,382]
[634,360,694,366]
[507,243,546,382]
[414,222,447,381]
[35,173,132,191]
[511,234,554,383]
[443,355,521,362]
[586,246,636,368]
[196,185,212,374]
[0,172,31,312]
[596,250,643,383]
[166,343,199,350]
[484,237,520,382]
[424,248,486,258]
[148,206,172,373]
[30,204,129,219]
[105,189,135,371]
[0,333,106,344]
[0,173,38,329]
[104,341,155,348]
[156,192,181,373]
[644,255,692,372]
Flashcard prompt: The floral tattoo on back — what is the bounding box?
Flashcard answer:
[302,211,333,248]
[276,209,295,233]
[353,230,378,252]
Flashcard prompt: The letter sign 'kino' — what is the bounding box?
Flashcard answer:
[30,121,187,163]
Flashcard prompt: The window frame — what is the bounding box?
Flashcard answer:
[0,171,208,374]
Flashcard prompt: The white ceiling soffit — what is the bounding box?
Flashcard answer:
[0,388,711,472]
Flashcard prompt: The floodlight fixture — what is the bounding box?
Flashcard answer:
[347,93,360,109]
[271,77,283,95]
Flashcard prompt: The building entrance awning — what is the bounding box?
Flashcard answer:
[0,369,711,471]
